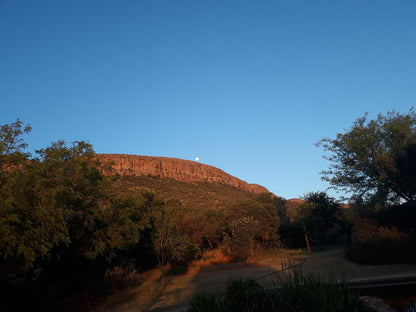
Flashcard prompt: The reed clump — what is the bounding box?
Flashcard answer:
[188,270,361,312]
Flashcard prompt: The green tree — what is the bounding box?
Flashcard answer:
[255,193,288,226]
[34,141,140,261]
[151,199,199,284]
[0,119,31,158]
[0,121,140,271]
[222,216,258,261]
[226,199,280,246]
[317,109,416,203]
[0,121,65,268]
[296,192,341,243]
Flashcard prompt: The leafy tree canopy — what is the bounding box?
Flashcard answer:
[317,109,416,203]
[296,192,341,243]
[225,199,280,246]
[0,119,31,158]
[0,120,140,270]
[150,199,200,283]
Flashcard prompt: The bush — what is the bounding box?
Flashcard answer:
[346,220,416,264]
[221,217,257,262]
[104,265,141,290]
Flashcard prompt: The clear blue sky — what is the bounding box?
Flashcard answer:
[1,1,415,200]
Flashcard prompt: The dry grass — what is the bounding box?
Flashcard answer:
[192,249,230,267]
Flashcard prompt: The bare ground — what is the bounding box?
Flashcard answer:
[94,247,416,312]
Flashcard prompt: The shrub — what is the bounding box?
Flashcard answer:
[346,220,416,264]
[221,217,257,262]
[104,265,141,290]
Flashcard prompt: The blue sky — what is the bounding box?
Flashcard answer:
[1,1,415,200]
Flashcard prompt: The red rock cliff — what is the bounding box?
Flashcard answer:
[96,154,269,194]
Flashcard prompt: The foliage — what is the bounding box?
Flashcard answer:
[220,198,280,261]
[42,141,141,261]
[221,216,258,261]
[108,189,162,270]
[278,222,305,248]
[336,207,356,241]
[151,199,200,283]
[296,191,342,243]
[0,119,31,160]
[104,264,141,290]
[317,109,416,204]
[0,156,68,268]
[346,220,416,264]
[255,193,288,224]
[226,199,280,246]
[188,292,227,312]
[188,272,361,312]
[0,121,140,271]
[377,201,416,233]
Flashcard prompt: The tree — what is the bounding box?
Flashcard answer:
[255,193,288,226]
[296,192,341,243]
[0,120,64,269]
[222,216,260,261]
[317,109,416,204]
[151,199,199,284]
[0,119,32,190]
[34,141,140,262]
[225,199,280,246]
[0,119,31,158]
[0,121,140,271]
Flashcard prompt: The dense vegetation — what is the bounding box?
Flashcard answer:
[318,109,416,264]
[0,120,286,310]
[2,109,416,310]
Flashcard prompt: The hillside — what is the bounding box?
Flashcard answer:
[112,175,266,210]
[96,154,271,210]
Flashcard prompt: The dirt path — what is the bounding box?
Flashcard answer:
[300,248,416,282]
[94,247,416,312]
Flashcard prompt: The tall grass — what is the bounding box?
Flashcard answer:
[188,271,361,312]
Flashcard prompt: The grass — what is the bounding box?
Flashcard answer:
[192,249,231,266]
[188,271,362,312]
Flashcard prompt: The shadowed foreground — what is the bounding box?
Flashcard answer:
[95,247,416,312]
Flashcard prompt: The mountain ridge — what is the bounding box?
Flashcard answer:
[96,154,269,194]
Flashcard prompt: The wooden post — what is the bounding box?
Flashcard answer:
[304,227,311,253]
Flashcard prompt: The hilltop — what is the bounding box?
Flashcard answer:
[97,154,268,194]
[96,154,272,210]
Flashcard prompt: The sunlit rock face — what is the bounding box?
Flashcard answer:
[96,154,269,194]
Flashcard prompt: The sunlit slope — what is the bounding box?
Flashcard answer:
[113,175,265,210]
[96,154,271,210]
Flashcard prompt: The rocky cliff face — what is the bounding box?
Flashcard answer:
[96,154,269,194]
